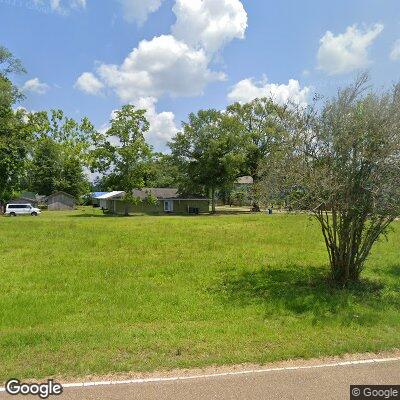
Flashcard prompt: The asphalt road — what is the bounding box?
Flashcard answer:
[1,357,399,400]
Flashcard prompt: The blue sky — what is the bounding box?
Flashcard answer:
[2,0,400,150]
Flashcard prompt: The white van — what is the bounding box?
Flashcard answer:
[5,204,41,217]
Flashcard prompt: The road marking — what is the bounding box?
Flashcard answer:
[1,357,399,392]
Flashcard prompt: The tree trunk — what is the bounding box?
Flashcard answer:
[318,211,364,286]
[211,187,216,214]
[251,174,261,212]
[317,211,393,286]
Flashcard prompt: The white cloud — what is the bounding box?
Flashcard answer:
[390,39,400,61]
[78,0,247,102]
[97,34,225,102]
[22,78,50,95]
[117,0,164,24]
[33,0,86,13]
[70,0,86,8]
[75,72,104,95]
[228,76,310,107]
[172,0,247,54]
[77,0,248,150]
[317,24,384,75]
[136,97,178,151]
[100,99,178,151]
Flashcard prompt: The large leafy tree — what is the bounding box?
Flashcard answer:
[0,46,25,108]
[146,153,183,188]
[28,110,94,197]
[0,46,33,205]
[91,105,153,191]
[260,75,400,285]
[226,98,288,211]
[169,109,246,213]
[29,137,61,195]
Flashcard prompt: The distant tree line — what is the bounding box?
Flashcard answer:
[1,46,286,213]
[2,46,400,285]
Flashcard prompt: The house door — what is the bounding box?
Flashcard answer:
[164,200,174,212]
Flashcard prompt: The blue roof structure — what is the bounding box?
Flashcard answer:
[91,192,108,199]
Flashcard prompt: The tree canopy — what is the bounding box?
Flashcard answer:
[226,98,288,210]
[0,46,32,204]
[91,105,153,192]
[259,75,400,284]
[26,109,94,197]
[169,109,246,213]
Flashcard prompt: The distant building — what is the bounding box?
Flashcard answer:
[235,176,254,186]
[47,191,76,211]
[95,188,210,215]
[96,191,125,212]
[226,176,254,206]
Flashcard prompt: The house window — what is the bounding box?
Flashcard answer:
[164,200,173,212]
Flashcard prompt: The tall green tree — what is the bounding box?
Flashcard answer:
[260,75,400,285]
[169,109,245,213]
[28,110,94,197]
[0,46,25,108]
[0,46,33,205]
[226,98,288,211]
[146,153,183,188]
[29,137,61,195]
[91,105,153,192]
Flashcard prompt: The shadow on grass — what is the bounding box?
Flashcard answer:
[214,210,253,216]
[212,265,390,325]
[68,212,214,218]
[387,264,400,277]
[68,213,132,218]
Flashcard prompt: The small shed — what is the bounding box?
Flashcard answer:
[47,191,76,211]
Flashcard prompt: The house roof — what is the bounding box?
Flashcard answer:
[132,188,208,200]
[91,192,108,198]
[131,188,178,200]
[47,191,76,200]
[235,176,254,184]
[95,191,125,200]
[93,188,207,201]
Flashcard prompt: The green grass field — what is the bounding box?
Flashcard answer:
[0,208,399,382]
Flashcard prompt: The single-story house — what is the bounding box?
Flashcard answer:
[95,188,210,215]
[47,191,76,211]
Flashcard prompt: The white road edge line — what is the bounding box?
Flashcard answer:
[1,356,399,392]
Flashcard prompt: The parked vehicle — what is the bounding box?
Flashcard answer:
[5,204,41,217]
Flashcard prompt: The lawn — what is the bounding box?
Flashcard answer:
[0,208,399,382]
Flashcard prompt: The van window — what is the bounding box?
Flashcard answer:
[8,204,29,209]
